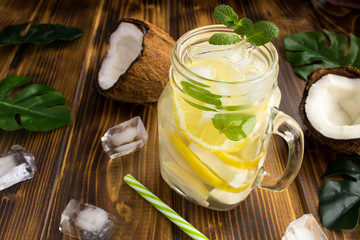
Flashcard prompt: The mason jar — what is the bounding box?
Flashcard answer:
[157,25,304,211]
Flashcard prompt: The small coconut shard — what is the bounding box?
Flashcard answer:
[300,67,360,153]
[98,19,175,103]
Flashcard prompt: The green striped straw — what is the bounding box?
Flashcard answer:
[124,174,209,240]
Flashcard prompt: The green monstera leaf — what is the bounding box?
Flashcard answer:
[319,154,360,230]
[284,30,360,80]
[0,23,83,46]
[0,76,71,131]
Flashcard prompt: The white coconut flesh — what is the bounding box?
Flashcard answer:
[98,22,144,90]
[305,74,360,139]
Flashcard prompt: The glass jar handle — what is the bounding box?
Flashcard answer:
[255,107,304,191]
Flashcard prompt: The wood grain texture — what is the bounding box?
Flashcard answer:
[0,0,359,239]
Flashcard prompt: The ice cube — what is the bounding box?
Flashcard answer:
[0,145,36,191]
[222,44,252,70]
[101,116,148,158]
[222,45,247,63]
[59,199,115,240]
[282,214,328,240]
[189,66,215,79]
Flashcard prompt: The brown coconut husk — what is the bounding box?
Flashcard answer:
[299,66,360,154]
[97,18,175,104]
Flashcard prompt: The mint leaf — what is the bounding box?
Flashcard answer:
[319,154,360,230]
[0,23,83,46]
[209,33,242,45]
[181,81,222,106]
[214,5,238,28]
[284,30,360,80]
[212,113,256,141]
[0,76,71,131]
[184,99,217,112]
[245,21,279,46]
[234,18,253,36]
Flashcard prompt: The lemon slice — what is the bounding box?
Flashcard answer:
[170,134,251,193]
[172,90,249,152]
[162,161,209,207]
[209,187,252,205]
[216,151,264,169]
[188,142,250,188]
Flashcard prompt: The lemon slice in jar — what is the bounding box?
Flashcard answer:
[170,134,251,193]
[216,151,264,169]
[172,90,249,153]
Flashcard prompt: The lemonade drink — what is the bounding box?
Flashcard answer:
[158,25,301,211]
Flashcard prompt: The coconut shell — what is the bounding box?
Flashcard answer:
[98,18,175,103]
[299,66,360,153]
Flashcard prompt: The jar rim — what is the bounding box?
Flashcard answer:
[171,24,279,85]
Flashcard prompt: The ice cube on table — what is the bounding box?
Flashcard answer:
[282,214,328,240]
[0,145,36,191]
[101,116,148,158]
[59,199,115,240]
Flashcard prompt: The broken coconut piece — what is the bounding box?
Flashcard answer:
[299,67,360,153]
[98,18,175,103]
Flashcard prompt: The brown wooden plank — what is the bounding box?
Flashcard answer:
[0,0,104,239]
[285,1,360,239]
[43,0,173,239]
[0,0,45,77]
[0,0,359,239]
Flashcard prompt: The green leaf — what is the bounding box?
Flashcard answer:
[0,76,71,131]
[210,5,279,46]
[181,81,222,106]
[212,113,256,141]
[284,30,360,80]
[184,99,217,112]
[324,154,360,180]
[319,155,360,229]
[209,33,242,45]
[0,23,83,46]
[234,18,253,36]
[214,5,239,28]
[245,21,279,46]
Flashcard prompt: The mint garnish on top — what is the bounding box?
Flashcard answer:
[209,5,279,46]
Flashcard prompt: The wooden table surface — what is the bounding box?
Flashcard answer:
[0,0,359,239]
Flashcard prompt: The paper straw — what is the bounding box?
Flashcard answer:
[124,174,209,240]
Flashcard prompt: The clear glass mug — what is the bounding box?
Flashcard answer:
[157,25,304,211]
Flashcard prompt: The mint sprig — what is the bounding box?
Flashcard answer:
[210,5,279,46]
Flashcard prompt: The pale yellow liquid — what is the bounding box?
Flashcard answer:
[158,45,278,210]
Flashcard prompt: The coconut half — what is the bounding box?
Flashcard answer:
[300,67,360,153]
[98,18,175,103]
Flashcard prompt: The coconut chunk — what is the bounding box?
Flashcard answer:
[97,18,175,103]
[305,74,360,139]
[98,22,144,90]
[300,67,360,153]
